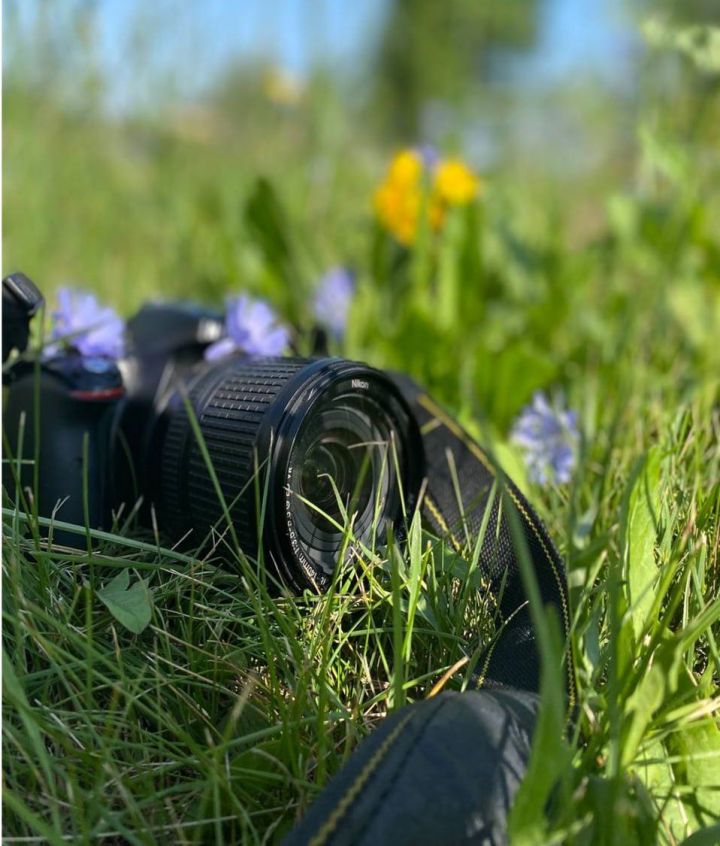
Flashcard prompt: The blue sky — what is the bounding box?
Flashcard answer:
[8,0,638,110]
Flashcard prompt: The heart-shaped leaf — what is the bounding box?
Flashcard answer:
[97,570,153,635]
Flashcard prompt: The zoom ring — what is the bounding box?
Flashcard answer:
[159,356,309,557]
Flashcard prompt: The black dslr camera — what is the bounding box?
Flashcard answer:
[4,276,575,843]
[2,272,422,591]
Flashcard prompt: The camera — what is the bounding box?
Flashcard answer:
[2,273,422,592]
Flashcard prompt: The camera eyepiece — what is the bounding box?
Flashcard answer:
[2,272,44,364]
[154,356,422,591]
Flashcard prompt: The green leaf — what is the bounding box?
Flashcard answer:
[668,282,720,360]
[492,438,530,499]
[97,570,153,635]
[636,737,691,841]
[679,823,720,846]
[473,339,558,430]
[436,205,464,330]
[507,609,573,845]
[243,177,302,316]
[621,637,682,768]
[643,18,720,74]
[623,449,662,643]
[244,178,292,268]
[669,718,720,832]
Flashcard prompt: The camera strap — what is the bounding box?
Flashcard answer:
[391,374,576,710]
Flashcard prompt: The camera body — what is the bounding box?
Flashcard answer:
[3,275,422,590]
[4,354,124,530]
[3,297,224,532]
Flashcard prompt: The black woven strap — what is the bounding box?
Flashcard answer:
[284,689,539,846]
[391,375,575,707]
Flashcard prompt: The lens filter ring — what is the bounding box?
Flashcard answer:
[266,362,422,593]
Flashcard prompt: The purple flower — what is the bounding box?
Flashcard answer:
[313,267,354,338]
[49,287,125,359]
[204,294,289,361]
[511,392,579,486]
[416,144,440,171]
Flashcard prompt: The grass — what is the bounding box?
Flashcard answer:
[2,387,718,844]
[3,19,720,845]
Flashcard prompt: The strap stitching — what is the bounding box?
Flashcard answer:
[308,710,415,846]
[424,492,463,553]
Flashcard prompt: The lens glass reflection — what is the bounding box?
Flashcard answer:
[290,391,403,576]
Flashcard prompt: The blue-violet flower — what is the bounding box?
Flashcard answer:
[313,267,354,338]
[204,294,289,361]
[511,392,579,485]
[50,287,125,359]
[416,143,440,171]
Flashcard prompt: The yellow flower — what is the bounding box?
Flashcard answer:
[388,149,423,187]
[373,181,421,246]
[434,159,480,206]
[373,149,480,245]
[373,149,426,245]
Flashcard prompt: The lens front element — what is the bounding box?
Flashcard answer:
[299,434,374,526]
[289,393,398,580]
[278,368,419,591]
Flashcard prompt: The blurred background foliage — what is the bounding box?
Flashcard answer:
[4,0,719,430]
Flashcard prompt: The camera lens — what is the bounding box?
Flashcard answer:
[154,357,422,591]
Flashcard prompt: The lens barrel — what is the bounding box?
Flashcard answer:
[154,356,422,591]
